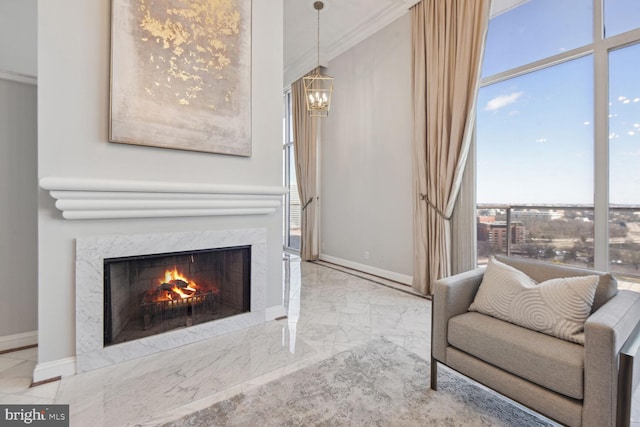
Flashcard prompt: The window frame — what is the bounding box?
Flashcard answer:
[282,89,301,254]
[476,0,640,272]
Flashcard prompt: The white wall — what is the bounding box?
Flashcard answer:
[320,14,413,282]
[0,0,37,77]
[37,0,283,372]
[0,79,37,340]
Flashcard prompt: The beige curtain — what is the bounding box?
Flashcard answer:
[411,0,490,295]
[291,76,320,261]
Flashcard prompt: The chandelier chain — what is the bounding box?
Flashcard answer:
[304,1,333,117]
[316,5,320,70]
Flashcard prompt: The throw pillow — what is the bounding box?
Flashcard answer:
[469,257,599,345]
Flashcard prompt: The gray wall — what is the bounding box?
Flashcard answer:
[37,0,283,367]
[321,14,413,281]
[0,79,37,337]
[0,0,37,76]
[0,0,38,341]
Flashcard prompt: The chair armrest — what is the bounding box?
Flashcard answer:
[431,267,485,363]
[584,290,640,427]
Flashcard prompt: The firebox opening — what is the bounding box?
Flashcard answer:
[103,246,251,347]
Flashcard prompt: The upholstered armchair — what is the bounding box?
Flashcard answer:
[431,255,640,427]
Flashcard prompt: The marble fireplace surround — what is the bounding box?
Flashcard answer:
[75,228,267,373]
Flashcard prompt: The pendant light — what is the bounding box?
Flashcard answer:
[303,1,334,117]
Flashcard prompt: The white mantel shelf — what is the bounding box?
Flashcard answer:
[40,177,287,220]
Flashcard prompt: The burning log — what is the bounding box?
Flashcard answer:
[139,266,218,330]
[159,279,190,292]
[168,279,189,289]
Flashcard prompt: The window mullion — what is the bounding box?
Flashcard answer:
[480,45,593,88]
[593,0,609,271]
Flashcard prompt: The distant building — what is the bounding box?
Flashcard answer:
[512,210,563,221]
[477,216,496,226]
[477,220,526,250]
[477,209,499,217]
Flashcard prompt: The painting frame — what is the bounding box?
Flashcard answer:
[109,0,252,156]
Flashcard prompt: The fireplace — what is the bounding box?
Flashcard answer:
[75,228,267,373]
[103,246,251,346]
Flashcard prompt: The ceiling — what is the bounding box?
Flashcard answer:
[283,0,529,86]
[283,0,422,85]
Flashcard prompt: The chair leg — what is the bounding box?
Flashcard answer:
[430,356,438,390]
[617,352,633,427]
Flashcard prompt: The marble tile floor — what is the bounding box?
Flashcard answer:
[0,258,636,426]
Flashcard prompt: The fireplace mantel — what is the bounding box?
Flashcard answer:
[40,177,286,220]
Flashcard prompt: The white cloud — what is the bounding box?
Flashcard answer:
[583,121,590,125]
[536,138,548,143]
[485,92,523,111]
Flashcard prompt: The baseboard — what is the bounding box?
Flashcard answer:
[265,305,287,321]
[0,330,37,353]
[319,254,413,286]
[33,357,76,383]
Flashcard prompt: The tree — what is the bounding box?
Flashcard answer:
[564,248,577,262]
[543,246,556,260]
[622,241,640,271]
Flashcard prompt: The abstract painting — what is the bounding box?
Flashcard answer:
[109,0,251,156]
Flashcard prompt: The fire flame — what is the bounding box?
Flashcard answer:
[161,267,198,300]
[171,286,193,299]
[143,265,220,306]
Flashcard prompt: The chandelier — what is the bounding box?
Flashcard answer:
[303,1,334,117]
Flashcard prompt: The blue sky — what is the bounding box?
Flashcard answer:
[476,0,640,206]
[608,45,640,205]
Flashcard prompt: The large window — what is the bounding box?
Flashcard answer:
[476,0,640,283]
[283,91,301,252]
[608,43,640,280]
[481,0,592,78]
[477,56,593,205]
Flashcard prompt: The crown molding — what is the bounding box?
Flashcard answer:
[326,0,418,63]
[284,0,420,86]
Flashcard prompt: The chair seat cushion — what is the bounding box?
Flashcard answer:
[448,311,585,399]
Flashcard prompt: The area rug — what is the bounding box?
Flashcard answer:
[162,338,553,427]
